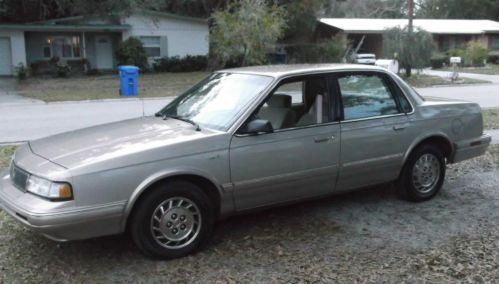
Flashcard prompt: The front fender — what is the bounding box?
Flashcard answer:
[120,167,231,231]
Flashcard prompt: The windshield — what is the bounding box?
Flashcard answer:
[157,72,274,131]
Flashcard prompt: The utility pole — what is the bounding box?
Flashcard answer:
[406,0,414,77]
[408,0,414,33]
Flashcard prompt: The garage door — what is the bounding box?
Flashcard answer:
[0,38,12,75]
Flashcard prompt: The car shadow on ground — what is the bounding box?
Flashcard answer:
[14,182,399,258]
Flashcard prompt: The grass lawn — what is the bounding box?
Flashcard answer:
[17,71,491,103]
[18,72,208,102]
[437,64,499,75]
[483,108,499,130]
[402,74,489,88]
[0,146,16,172]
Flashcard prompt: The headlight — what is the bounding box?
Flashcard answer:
[25,175,73,201]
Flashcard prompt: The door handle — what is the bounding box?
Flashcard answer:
[393,125,406,131]
[314,136,335,143]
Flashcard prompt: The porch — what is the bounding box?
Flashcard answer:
[25,31,123,73]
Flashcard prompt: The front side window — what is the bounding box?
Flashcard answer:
[158,73,273,131]
[140,36,161,57]
[256,77,330,130]
[339,74,399,120]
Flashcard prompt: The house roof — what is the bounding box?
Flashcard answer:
[0,24,130,32]
[28,9,207,25]
[319,18,499,34]
[0,9,207,32]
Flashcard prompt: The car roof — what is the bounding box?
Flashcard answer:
[217,64,386,78]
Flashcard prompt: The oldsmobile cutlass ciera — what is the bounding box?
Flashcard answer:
[0,65,491,259]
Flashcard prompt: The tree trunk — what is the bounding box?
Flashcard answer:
[405,65,412,77]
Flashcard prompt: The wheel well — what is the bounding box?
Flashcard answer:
[412,136,453,161]
[125,174,221,231]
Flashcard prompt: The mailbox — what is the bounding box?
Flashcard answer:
[450,57,461,64]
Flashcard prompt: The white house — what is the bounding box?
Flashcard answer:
[0,10,209,75]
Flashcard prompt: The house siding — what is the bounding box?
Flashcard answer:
[0,30,26,74]
[122,14,209,57]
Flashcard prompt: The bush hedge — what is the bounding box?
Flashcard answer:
[430,56,448,69]
[153,55,208,72]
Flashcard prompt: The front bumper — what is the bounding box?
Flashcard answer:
[452,134,492,163]
[0,170,125,241]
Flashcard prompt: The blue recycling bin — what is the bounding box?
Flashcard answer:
[118,65,139,96]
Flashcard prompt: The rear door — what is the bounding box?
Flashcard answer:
[335,71,413,191]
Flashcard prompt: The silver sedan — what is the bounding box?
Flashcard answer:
[0,64,491,259]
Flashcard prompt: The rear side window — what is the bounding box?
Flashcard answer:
[338,74,399,120]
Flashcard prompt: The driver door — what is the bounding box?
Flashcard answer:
[229,75,341,211]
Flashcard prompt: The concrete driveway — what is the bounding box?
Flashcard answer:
[0,78,42,105]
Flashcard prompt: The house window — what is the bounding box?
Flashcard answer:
[45,36,81,59]
[43,45,51,58]
[454,36,465,48]
[140,36,161,57]
[491,36,499,51]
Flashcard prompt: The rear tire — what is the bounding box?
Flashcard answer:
[397,144,446,202]
[129,180,214,259]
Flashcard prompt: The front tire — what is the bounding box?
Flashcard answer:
[129,180,214,259]
[397,144,446,202]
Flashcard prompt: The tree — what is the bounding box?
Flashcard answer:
[416,0,499,21]
[210,0,286,67]
[325,0,407,18]
[277,0,329,43]
[383,27,436,76]
[286,34,349,63]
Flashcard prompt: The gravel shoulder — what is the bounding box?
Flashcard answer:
[0,145,498,282]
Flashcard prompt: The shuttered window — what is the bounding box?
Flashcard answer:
[140,36,161,57]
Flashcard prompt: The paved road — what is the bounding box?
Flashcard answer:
[0,98,173,143]
[423,69,499,84]
[0,79,498,143]
[416,84,499,108]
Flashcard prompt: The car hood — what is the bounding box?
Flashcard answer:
[29,116,219,169]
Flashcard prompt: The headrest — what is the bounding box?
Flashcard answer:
[267,94,292,108]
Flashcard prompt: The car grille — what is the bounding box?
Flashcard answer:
[9,163,29,191]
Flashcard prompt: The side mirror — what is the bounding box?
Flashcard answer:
[244,119,274,135]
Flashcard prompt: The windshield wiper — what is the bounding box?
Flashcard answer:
[162,114,201,131]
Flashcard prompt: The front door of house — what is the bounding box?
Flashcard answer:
[95,36,113,69]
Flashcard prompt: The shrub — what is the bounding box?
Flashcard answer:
[115,37,148,69]
[86,68,102,76]
[153,55,208,72]
[15,63,27,80]
[447,48,466,58]
[488,55,499,64]
[464,41,489,67]
[55,62,71,78]
[430,55,448,69]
